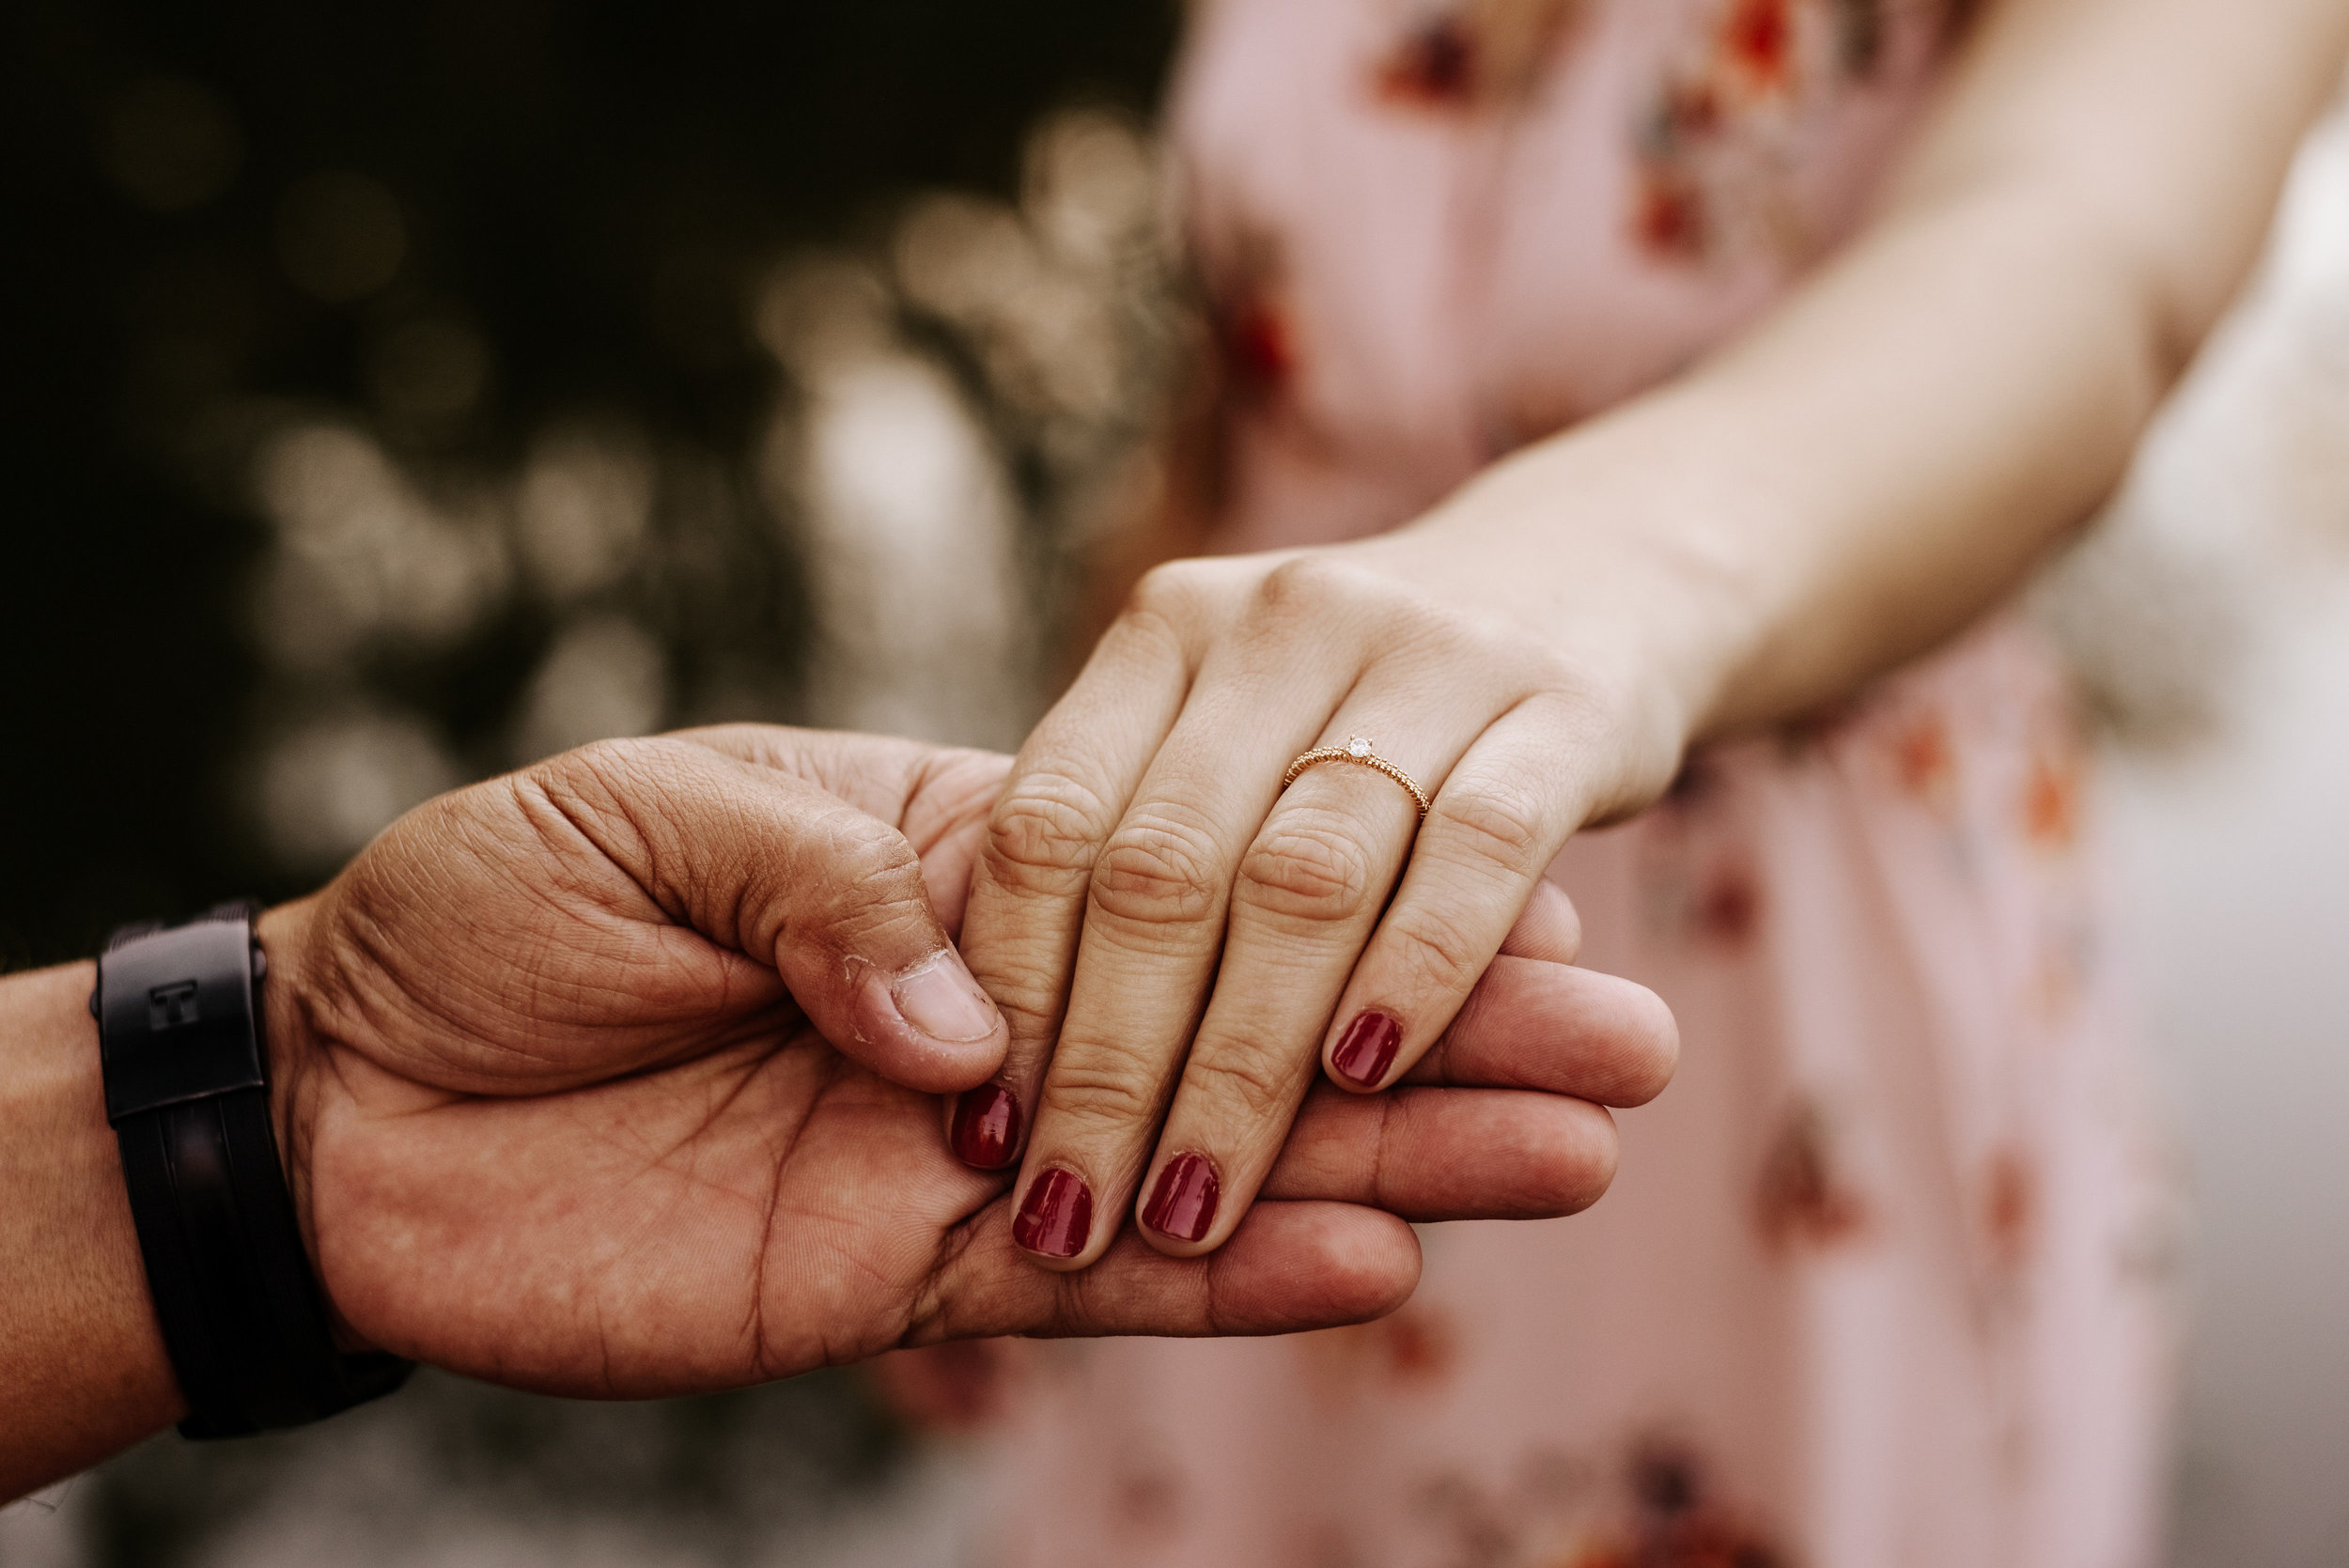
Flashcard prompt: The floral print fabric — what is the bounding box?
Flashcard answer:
[941,3,2180,1564]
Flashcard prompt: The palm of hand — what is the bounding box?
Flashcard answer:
[319,1027,1005,1397]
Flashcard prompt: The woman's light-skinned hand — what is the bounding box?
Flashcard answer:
[951,543,1683,1266]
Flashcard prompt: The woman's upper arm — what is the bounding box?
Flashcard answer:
[1898,0,2349,356]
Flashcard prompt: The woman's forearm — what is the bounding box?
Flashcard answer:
[0,963,180,1498]
[1399,0,2349,768]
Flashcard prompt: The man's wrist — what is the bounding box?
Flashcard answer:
[0,962,184,1498]
[253,898,338,1340]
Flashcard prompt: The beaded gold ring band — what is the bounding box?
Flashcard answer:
[1281,735,1430,820]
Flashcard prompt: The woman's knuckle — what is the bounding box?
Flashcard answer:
[972,952,1066,1038]
[1428,784,1549,876]
[1389,906,1486,995]
[1190,1048,1301,1121]
[1092,807,1227,927]
[1131,558,1202,608]
[1237,817,1377,925]
[1250,555,1361,623]
[985,772,1112,895]
[1256,554,1330,603]
[1048,1058,1161,1128]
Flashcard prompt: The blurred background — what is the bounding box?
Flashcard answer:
[1,2,2346,1563]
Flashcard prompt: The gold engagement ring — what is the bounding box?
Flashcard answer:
[1281,736,1430,820]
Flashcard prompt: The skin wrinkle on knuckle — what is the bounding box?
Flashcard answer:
[1043,1056,1165,1132]
[799,812,930,957]
[1052,1253,1132,1336]
[509,765,640,877]
[984,773,1114,898]
[897,1211,986,1347]
[973,955,1072,1045]
[1425,782,1551,881]
[1236,814,1377,927]
[1382,903,1488,1001]
[1408,1032,1461,1088]
[1266,1105,1350,1198]
[811,879,935,970]
[1186,1040,1312,1126]
[553,739,732,924]
[576,740,698,865]
[1090,804,1228,929]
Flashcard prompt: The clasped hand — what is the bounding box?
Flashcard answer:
[272,717,1674,1400]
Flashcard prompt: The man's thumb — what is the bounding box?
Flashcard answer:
[757,784,1009,1094]
[556,738,1010,1094]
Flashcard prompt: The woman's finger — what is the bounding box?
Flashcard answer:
[1000,572,1414,1267]
[1317,698,1594,1094]
[1125,713,1487,1257]
[998,659,1346,1265]
[945,609,1197,1168]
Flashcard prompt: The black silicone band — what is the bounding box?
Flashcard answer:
[95,907,411,1438]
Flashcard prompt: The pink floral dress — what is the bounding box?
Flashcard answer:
[924,3,2181,1563]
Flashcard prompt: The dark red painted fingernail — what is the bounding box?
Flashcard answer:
[1141,1153,1221,1244]
[1012,1168,1093,1259]
[950,1083,1022,1169]
[1330,1010,1403,1087]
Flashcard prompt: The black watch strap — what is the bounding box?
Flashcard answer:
[94,905,411,1438]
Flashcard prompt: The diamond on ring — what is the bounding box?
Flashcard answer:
[1280,736,1431,819]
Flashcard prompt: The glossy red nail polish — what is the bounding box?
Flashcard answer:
[1012,1168,1093,1259]
[950,1083,1022,1169]
[1141,1153,1221,1243]
[1331,1010,1403,1087]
